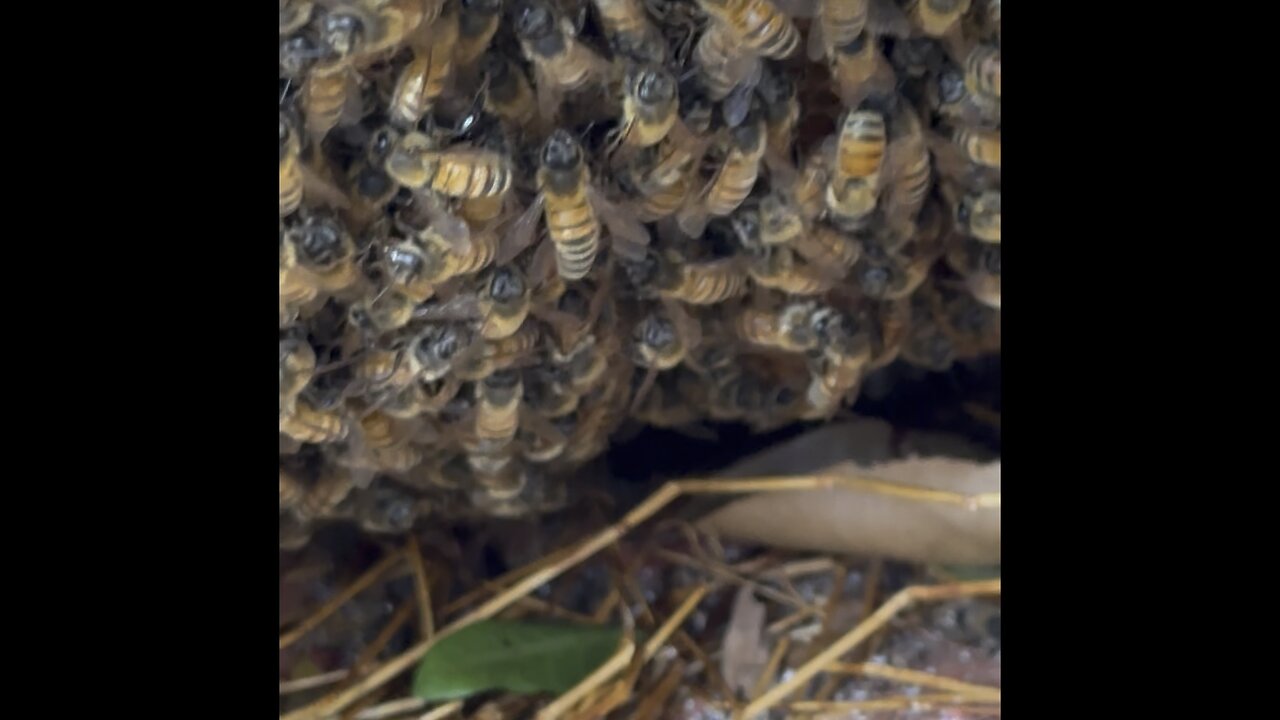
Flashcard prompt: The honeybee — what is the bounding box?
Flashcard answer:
[616,63,679,150]
[407,323,475,381]
[963,44,1001,100]
[525,365,581,418]
[280,467,307,513]
[349,282,418,334]
[281,230,318,325]
[831,109,887,183]
[518,406,569,462]
[880,100,932,232]
[852,244,933,299]
[362,0,437,58]
[697,0,800,59]
[292,469,356,522]
[749,245,837,295]
[693,23,762,130]
[514,0,610,124]
[755,65,799,177]
[904,0,971,39]
[505,130,651,280]
[388,10,460,130]
[280,114,304,217]
[470,460,527,502]
[707,371,801,430]
[456,0,504,68]
[553,332,616,393]
[280,0,314,35]
[385,131,514,200]
[807,0,866,61]
[867,296,911,369]
[951,126,1001,169]
[350,480,420,534]
[901,314,957,371]
[280,332,318,407]
[284,213,361,292]
[929,65,999,128]
[627,301,701,414]
[482,54,538,131]
[825,109,887,226]
[928,281,1001,356]
[798,225,863,277]
[791,148,831,221]
[829,31,894,108]
[802,351,864,419]
[657,253,750,305]
[281,396,349,444]
[474,266,534,339]
[678,111,766,235]
[474,370,522,448]
[734,301,818,353]
[380,237,439,303]
[944,234,1000,309]
[344,411,422,472]
[304,5,374,140]
[956,189,1000,243]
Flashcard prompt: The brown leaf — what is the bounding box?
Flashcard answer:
[697,422,1000,565]
[719,585,770,699]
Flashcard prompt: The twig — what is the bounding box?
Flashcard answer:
[350,697,426,720]
[654,548,816,614]
[825,662,1001,701]
[643,584,709,662]
[750,636,791,701]
[283,475,998,720]
[406,534,435,639]
[790,693,999,714]
[679,474,1001,510]
[535,638,636,720]
[280,548,407,650]
[632,659,686,720]
[280,670,349,694]
[738,580,1002,719]
[855,558,884,663]
[592,587,622,624]
[350,598,418,678]
[417,701,463,720]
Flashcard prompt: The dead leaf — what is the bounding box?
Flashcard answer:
[720,586,770,699]
[697,422,1000,565]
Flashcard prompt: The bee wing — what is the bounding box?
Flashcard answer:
[806,11,829,61]
[530,62,566,126]
[498,193,546,265]
[774,0,820,18]
[722,61,763,128]
[415,190,472,255]
[412,293,483,321]
[299,163,353,210]
[529,234,559,285]
[866,0,913,39]
[663,298,702,352]
[665,118,711,166]
[587,185,651,262]
[340,71,365,126]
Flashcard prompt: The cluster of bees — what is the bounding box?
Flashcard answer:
[279,0,1001,547]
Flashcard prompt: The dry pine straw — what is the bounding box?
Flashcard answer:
[279,471,1001,720]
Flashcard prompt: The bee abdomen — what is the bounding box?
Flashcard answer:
[739,4,800,58]
[280,401,348,443]
[954,128,1001,168]
[304,61,348,140]
[664,263,749,304]
[707,161,760,216]
[280,162,303,217]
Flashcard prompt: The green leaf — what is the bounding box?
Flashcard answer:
[412,619,624,701]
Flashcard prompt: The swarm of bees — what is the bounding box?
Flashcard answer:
[280,0,1001,547]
